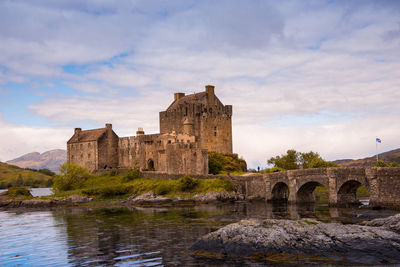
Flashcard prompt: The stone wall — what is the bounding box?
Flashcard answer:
[67,141,98,171]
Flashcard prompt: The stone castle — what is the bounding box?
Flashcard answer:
[67,85,232,175]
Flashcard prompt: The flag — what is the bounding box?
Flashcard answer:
[376,138,381,143]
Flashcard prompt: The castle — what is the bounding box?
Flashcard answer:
[67,85,232,175]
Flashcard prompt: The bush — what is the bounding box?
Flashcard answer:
[375,160,388,167]
[82,184,128,198]
[208,151,247,174]
[154,183,173,195]
[178,176,199,192]
[53,163,91,192]
[108,169,118,176]
[6,187,32,198]
[122,169,141,182]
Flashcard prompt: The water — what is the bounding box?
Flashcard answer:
[0,201,397,266]
[0,187,53,197]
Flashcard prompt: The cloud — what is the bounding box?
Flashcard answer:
[1,1,400,168]
[0,115,71,161]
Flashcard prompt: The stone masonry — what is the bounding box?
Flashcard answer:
[67,85,232,175]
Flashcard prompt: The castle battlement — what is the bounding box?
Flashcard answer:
[67,85,232,175]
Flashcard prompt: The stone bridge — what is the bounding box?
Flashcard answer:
[231,167,400,209]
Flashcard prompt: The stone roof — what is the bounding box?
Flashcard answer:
[67,128,106,144]
[166,92,207,111]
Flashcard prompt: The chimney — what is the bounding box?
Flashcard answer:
[174,92,185,101]
[205,85,215,107]
[136,127,145,136]
[105,123,112,131]
[74,128,82,135]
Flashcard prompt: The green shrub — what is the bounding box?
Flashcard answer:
[53,163,91,192]
[108,169,118,176]
[6,187,32,198]
[178,175,199,192]
[375,160,388,167]
[154,183,173,195]
[208,151,247,174]
[82,184,128,198]
[389,161,400,167]
[122,169,141,182]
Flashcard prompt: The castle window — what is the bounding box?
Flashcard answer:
[88,153,91,158]
[168,140,171,144]
[71,155,74,160]
[214,126,217,137]
[185,107,188,116]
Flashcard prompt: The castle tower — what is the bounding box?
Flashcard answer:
[159,85,232,154]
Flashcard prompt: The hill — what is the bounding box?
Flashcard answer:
[6,149,66,173]
[0,162,53,189]
[334,148,400,167]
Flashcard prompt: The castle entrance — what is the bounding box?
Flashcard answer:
[147,159,155,171]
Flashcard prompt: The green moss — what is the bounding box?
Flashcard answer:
[6,187,32,198]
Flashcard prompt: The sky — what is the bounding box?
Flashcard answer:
[0,0,399,168]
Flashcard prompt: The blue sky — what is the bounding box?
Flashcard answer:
[0,0,399,168]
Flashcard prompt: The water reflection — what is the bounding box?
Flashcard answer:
[0,201,398,266]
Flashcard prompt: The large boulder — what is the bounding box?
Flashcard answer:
[190,215,400,265]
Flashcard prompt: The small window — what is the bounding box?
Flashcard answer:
[71,155,74,160]
[88,154,91,158]
[214,132,217,137]
[168,140,172,144]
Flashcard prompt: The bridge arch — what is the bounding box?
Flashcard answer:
[271,182,289,201]
[337,179,369,206]
[295,176,329,204]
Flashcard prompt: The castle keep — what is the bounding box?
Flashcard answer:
[67,85,232,175]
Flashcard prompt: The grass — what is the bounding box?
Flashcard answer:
[314,185,370,202]
[51,172,236,200]
[0,162,53,189]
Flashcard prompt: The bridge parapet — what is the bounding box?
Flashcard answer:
[237,167,400,209]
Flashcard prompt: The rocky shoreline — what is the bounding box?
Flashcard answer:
[0,191,245,208]
[190,214,400,265]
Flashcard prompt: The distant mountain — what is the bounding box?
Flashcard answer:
[334,148,400,167]
[0,162,53,189]
[6,149,66,173]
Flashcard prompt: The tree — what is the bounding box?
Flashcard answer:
[267,149,300,170]
[208,152,224,174]
[300,151,320,169]
[268,150,338,170]
[53,163,91,192]
[208,152,247,174]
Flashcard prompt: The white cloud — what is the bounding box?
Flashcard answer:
[1,1,400,168]
[0,116,71,161]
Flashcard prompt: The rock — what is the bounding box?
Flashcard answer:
[362,213,400,232]
[190,216,400,264]
[127,192,172,205]
[193,191,244,202]
[62,195,93,204]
